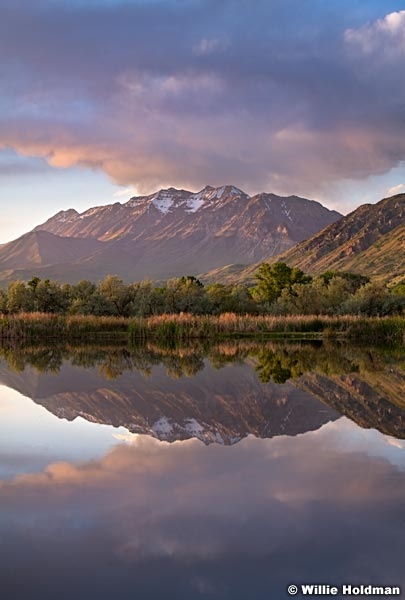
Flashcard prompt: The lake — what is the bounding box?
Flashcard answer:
[0,340,404,599]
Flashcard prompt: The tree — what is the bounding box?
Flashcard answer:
[276,279,327,315]
[164,276,208,314]
[27,276,41,292]
[7,281,34,313]
[343,281,392,316]
[98,275,134,316]
[251,262,312,307]
[0,288,7,314]
[131,280,166,317]
[70,280,108,315]
[34,279,69,313]
[319,271,369,294]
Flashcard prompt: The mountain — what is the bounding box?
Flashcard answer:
[202,193,405,285]
[279,193,405,282]
[296,371,405,439]
[0,357,339,445]
[0,230,104,271]
[0,185,341,284]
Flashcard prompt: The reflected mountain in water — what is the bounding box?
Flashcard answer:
[0,340,404,442]
[254,343,405,439]
[0,342,338,444]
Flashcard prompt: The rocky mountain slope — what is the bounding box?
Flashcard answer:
[279,193,405,281]
[202,193,405,284]
[0,185,340,284]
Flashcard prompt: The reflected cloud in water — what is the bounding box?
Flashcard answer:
[1,419,405,599]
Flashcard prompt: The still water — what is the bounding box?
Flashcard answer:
[0,340,404,599]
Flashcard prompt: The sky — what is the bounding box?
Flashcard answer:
[1,0,405,242]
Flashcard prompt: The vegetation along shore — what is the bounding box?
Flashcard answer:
[0,262,403,343]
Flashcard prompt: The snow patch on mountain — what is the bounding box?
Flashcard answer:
[152,416,173,435]
[54,209,79,223]
[82,207,103,218]
[124,185,250,214]
[151,191,176,214]
[185,418,204,435]
[184,185,248,212]
[231,186,247,197]
[185,191,206,212]
[282,200,293,221]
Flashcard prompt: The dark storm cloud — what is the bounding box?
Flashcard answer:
[1,0,405,195]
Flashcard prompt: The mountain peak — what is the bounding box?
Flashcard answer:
[6,184,341,283]
[124,184,250,214]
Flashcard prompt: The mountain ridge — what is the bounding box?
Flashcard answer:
[0,185,341,284]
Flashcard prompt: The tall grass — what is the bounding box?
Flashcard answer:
[0,312,404,343]
[0,312,129,341]
[129,313,405,343]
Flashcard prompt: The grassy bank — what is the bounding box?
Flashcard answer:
[0,312,404,343]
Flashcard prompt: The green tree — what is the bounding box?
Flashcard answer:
[276,279,327,315]
[69,280,108,315]
[164,276,208,314]
[318,271,369,294]
[7,281,34,313]
[391,280,405,296]
[98,275,134,316]
[0,288,8,314]
[343,282,393,316]
[251,262,312,307]
[131,280,167,316]
[27,276,41,292]
[34,279,69,313]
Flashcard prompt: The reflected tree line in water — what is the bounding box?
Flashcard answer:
[0,339,403,385]
[0,339,404,439]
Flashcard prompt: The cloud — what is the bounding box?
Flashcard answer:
[113,186,138,198]
[1,2,405,198]
[386,183,405,196]
[345,11,405,56]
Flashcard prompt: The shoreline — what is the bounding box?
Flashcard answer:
[0,313,403,344]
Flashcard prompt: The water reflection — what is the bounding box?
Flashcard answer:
[0,340,404,599]
[0,340,404,441]
[1,421,404,599]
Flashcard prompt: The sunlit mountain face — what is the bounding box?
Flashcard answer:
[0,186,341,284]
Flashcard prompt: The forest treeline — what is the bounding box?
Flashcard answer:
[0,262,404,317]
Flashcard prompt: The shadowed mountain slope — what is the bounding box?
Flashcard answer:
[0,230,104,271]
